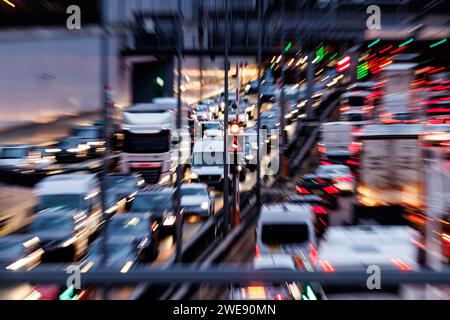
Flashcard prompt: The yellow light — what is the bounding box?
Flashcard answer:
[81,261,94,273]
[3,0,15,8]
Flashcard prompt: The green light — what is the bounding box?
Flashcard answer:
[399,38,414,48]
[284,42,292,52]
[357,61,369,80]
[306,285,318,301]
[156,76,164,87]
[59,285,75,300]
[314,46,327,64]
[270,62,275,69]
[328,52,338,61]
[429,38,447,48]
[368,38,381,48]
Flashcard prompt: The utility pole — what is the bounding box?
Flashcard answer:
[256,0,263,211]
[222,0,230,235]
[174,0,184,263]
[279,0,287,179]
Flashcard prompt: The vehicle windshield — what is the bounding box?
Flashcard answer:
[181,187,208,197]
[123,130,170,153]
[317,166,350,176]
[340,113,366,122]
[261,224,309,245]
[202,122,221,130]
[0,241,26,260]
[59,139,80,148]
[37,194,85,211]
[130,193,174,212]
[105,176,137,192]
[108,216,149,238]
[71,127,101,139]
[0,148,28,159]
[192,151,226,166]
[346,96,366,107]
[30,216,74,234]
[196,105,208,112]
[90,241,134,259]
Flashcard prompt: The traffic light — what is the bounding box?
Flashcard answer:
[229,121,240,135]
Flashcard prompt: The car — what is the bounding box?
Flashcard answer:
[33,173,105,223]
[51,137,90,163]
[70,125,106,157]
[80,237,147,271]
[28,211,92,262]
[0,144,53,171]
[228,103,249,127]
[316,164,355,194]
[201,99,220,118]
[245,80,259,95]
[201,120,223,138]
[193,104,211,121]
[296,174,339,209]
[256,203,317,270]
[0,235,43,270]
[104,173,145,212]
[260,84,276,103]
[180,183,215,219]
[339,109,371,127]
[128,188,177,238]
[230,254,306,300]
[107,213,159,261]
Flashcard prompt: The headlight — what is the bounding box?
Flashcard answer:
[45,148,61,153]
[245,84,251,91]
[245,155,254,161]
[87,141,104,146]
[163,216,176,226]
[66,148,79,153]
[200,202,209,210]
[190,172,198,179]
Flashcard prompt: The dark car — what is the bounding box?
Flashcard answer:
[105,173,145,212]
[52,137,89,163]
[28,211,92,262]
[70,125,106,157]
[128,188,176,238]
[0,235,43,270]
[80,237,147,270]
[288,194,329,236]
[296,174,339,209]
[107,213,159,261]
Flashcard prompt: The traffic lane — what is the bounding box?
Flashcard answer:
[0,113,100,145]
[329,195,354,227]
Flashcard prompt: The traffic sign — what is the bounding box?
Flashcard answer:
[227,136,243,152]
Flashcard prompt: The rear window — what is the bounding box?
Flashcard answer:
[261,224,309,245]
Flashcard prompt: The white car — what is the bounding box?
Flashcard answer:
[201,121,223,138]
[316,164,354,193]
[180,183,215,219]
[193,104,211,121]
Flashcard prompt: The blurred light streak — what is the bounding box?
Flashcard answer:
[2,0,15,7]
[368,38,381,48]
[429,39,447,48]
[399,38,414,47]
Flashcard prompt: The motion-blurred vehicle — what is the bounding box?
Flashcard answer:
[80,237,147,271]
[70,125,106,157]
[353,124,425,224]
[180,183,215,219]
[105,173,145,212]
[51,137,90,163]
[230,254,322,300]
[128,188,176,238]
[28,211,92,262]
[193,104,212,121]
[0,235,43,271]
[120,103,178,185]
[339,109,371,127]
[316,164,354,194]
[228,103,249,127]
[340,91,373,111]
[0,144,53,171]
[260,84,276,103]
[296,174,339,209]
[107,213,159,260]
[318,225,423,300]
[201,120,223,138]
[256,203,317,269]
[245,79,259,95]
[318,122,357,165]
[201,98,220,118]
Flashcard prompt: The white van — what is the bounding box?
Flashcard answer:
[256,203,317,271]
[318,225,424,300]
[319,122,356,164]
[33,174,104,235]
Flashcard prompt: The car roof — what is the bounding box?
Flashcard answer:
[317,164,350,171]
[34,174,98,195]
[260,203,313,224]
[254,254,296,270]
[193,138,224,152]
[358,124,424,137]
[341,91,371,98]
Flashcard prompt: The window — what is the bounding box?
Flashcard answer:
[130,194,174,212]
[30,216,74,234]
[261,224,309,245]
[123,130,170,153]
[181,187,208,197]
[71,127,101,139]
[108,216,149,238]
[37,194,85,211]
[0,148,28,159]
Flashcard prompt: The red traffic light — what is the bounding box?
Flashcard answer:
[229,122,240,134]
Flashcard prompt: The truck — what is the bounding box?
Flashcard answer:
[353,123,425,224]
[120,103,178,185]
[318,122,359,165]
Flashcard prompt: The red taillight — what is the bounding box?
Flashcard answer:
[362,105,374,111]
[442,233,450,244]
[319,260,335,272]
[309,244,318,265]
[337,176,353,182]
[340,105,350,112]
[390,258,413,271]
[274,293,284,300]
[323,185,339,194]
[296,186,310,194]
[320,160,332,165]
[255,244,260,258]
[348,142,361,153]
[318,146,327,153]
[312,205,327,214]
[346,159,359,166]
